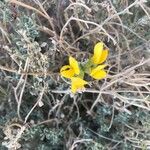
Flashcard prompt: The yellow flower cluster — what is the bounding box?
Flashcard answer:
[60,42,108,93]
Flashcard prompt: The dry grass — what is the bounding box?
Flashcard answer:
[0,0,150,149]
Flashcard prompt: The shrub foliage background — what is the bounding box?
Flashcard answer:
[0,0,150,149]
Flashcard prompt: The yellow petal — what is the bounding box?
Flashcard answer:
[71,77,88,87]
[69,56,80,75]
[90,65,107,80]
[92,42,104,64]
[71,84,78,93]
[60,65,75,78]
[71,77,88,93]
[98,49,108,64]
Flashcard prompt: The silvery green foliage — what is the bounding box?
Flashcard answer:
[16,14,39,39]
[0,1,12,21]
[11,14,39,56]
[21,125,64,149]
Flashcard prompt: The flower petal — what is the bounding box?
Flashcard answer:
[98,49,108,64]
[60,65,75,78]
[71,77,88,87]
[71,77,88,93]
[90,65,107,80]
[69,56,80,75]
[71,84,78,94]
[92,42,104,64]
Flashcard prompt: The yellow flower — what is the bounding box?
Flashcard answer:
[60,56,80,78]
[71,77,88,93]
[91,42,108,65]
[90,64,107,80]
